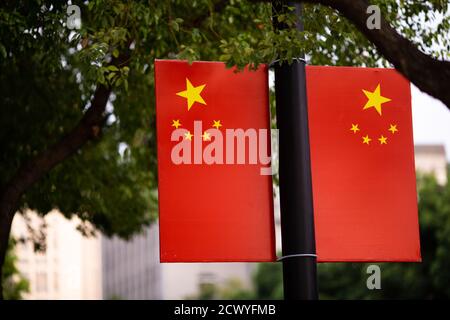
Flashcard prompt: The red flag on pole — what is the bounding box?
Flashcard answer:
[306,66,421,262]
[155,60,276,262]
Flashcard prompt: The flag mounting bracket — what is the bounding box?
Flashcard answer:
[269,57,307,69]
[277,254,318,262]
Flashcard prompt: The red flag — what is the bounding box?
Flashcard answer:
[306,66,421,262]
[155,60,276,262]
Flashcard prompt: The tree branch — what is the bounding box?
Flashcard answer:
[190,0,229,28]
[269,0,450,109]
[6,85,110,199]
[316,0,450,108]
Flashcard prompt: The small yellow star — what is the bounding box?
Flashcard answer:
[350,124,360,134]
[184,131,193,141]
[388,124,398,134]
[171,119,181,129]
[362,135,372,145]
[176,78,206,111]
[212,120,222,129]
[362,84,392,116]
[378,135,388,145]
[202,131,211,141]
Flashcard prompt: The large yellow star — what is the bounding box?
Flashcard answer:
[362,84,391,116]
[176,78,206,111]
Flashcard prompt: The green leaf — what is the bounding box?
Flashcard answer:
[107,65,119,72]
[169,20,179,32]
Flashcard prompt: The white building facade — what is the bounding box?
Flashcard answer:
[102,223,254,299]
[414,145,447,185]
[11,210,102,299]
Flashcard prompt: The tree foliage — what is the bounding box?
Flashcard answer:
[2,0,449,243]
[0,1,449,294]
[2,239,29,300]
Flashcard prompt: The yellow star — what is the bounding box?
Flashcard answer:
[184,131,193,141]
[212,120,222,129]
[202,131,211,141]
[176,78,206,111]
[362,135,371,145]
[388,124,398,134]
[350,124,360,134]
[362,84,392,116]
[378,135,388,145]
[171,119,181,129]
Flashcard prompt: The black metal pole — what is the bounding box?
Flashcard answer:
[272,2,318,300]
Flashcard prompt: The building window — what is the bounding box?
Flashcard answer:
[198,272,217,299]
[36,272,48,293]
[54,273,59,291]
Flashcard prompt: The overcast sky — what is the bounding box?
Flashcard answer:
[412,85,450,160]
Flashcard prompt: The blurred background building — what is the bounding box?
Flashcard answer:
[102,223,254,299]
[11,210,102,299]
[414,145,447,185]
[10,144,447,299]
[101,224,162,299]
